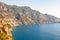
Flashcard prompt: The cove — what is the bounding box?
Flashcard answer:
[12,23,60,40]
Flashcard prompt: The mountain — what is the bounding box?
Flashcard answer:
[44,14,60,23]
[0,2,60,25]
[0,2,60,40]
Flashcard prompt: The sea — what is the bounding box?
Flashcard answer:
[12,23,60,40]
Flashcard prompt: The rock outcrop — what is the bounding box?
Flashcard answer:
[0,2,60,40]
[0,19,13,40]
[0,2,7,11]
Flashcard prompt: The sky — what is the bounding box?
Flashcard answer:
[0,0,60,18]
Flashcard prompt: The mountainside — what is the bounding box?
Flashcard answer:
[0,2,60,25]
[0,2,60,40]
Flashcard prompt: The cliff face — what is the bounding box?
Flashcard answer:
[0,2,60,40]
[5,3,60,24]
[0,2,60,25]
[0,19,13,40]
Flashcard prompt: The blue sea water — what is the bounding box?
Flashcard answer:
[12,23,60,40]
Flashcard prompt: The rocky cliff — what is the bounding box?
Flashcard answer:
[0,2,60,40]
[0,2,60,25]
[0,18,13,40]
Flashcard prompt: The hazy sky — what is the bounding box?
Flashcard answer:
[0,0,60,18]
